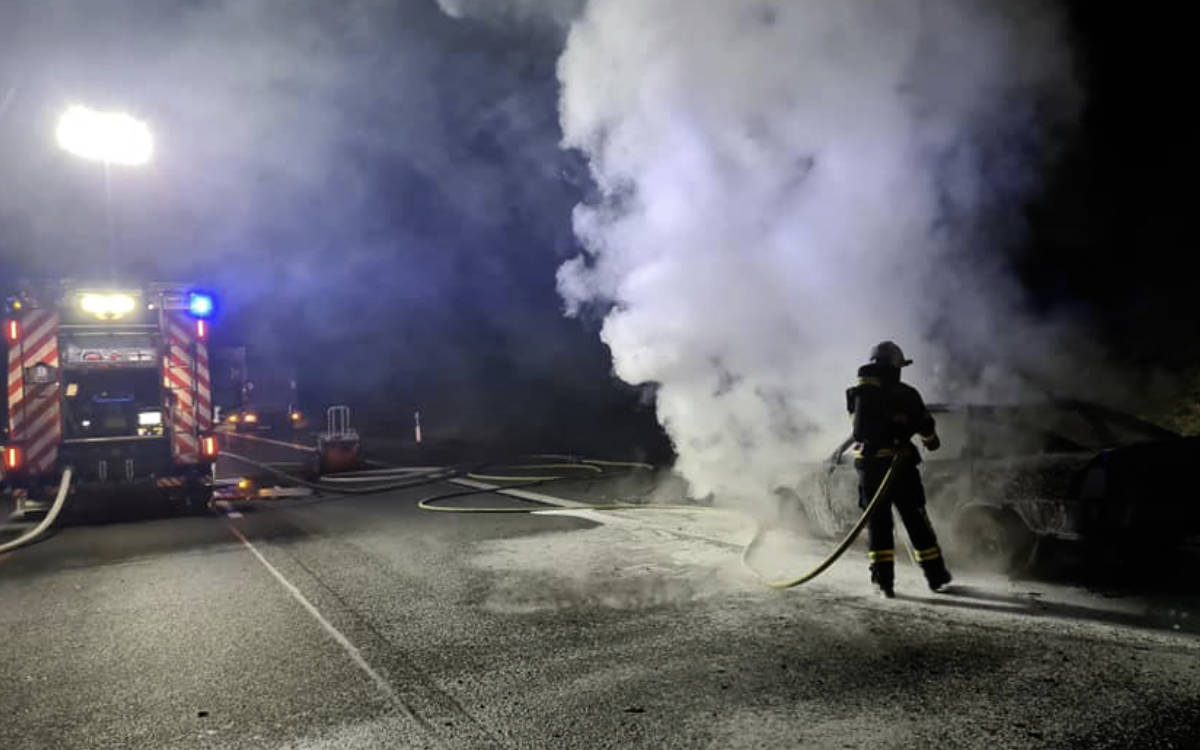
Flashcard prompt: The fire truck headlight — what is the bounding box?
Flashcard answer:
[188,293,214,318]
[243,413,258,424]
[80,293,136,319]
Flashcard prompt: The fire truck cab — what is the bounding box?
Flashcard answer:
[2,282,218,514]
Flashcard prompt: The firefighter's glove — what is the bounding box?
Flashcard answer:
[922,433,941,452]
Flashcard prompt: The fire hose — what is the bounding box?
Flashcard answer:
[0,451,902,590]
[741,454,901,588]
[222,447,903,590]
[0,451,455,558]
[219,451,649,497]
[418,454,904,590]
[0,467,74,555]
[220,451,459,494]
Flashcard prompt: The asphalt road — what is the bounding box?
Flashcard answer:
[2,435,1200,749]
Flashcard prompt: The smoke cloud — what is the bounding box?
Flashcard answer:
[436,0,586,29]
[545,0,1081,509]
[1,0,637,445]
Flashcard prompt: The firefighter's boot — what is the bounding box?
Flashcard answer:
[868,549,895,598]
[922,558,953,592]
[870,563,895,599]
[912,544,952,592]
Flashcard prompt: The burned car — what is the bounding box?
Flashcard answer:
[798,400,1200,570]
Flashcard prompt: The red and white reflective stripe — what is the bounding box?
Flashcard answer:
[5,310,62,474]
[163,311,201,464]
[7,332,23,415]
[195,341,212,432]
[162,311,213,463]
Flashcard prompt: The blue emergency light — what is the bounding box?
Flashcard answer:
[188,292,214,318]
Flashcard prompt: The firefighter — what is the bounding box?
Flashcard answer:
[846,341,952,598]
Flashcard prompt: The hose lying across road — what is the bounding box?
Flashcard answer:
[220,451,459,495]
[416,454,903,590]
[0,467,74,555]
[224,448,902,589]
[741,456,900,588]
[0,445,898,590]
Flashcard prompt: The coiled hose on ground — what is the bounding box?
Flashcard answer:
[222,449,902,589]
[417,454,904,589]
[220,451,460,494]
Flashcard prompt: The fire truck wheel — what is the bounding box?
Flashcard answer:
[182,490,213,516]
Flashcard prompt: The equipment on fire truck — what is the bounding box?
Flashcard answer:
[317,405,361,474]
[2,283,218,515]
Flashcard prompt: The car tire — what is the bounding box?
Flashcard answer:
[952,506,1036,574]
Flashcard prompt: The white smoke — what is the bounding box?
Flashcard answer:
[552,0,1080,510]
[429,0,1082,509]
[435,0,585,28]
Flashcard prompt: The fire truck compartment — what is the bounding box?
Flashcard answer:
[57,368,178,482]
[58,437,175,483]
[62,369,164,441]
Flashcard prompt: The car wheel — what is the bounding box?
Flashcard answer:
[952,506,1036,573]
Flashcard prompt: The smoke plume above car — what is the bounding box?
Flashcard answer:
[492,0,1078,510]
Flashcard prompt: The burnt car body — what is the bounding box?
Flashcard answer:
[800,400,1200,570]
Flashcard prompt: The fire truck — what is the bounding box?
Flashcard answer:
[2,282,218,514]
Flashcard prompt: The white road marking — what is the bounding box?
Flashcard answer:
[353,458,652,528]
[220,431,315,452]
[448,477,742,548]
[225,523,425,727]
[449,477,591,509]
[334,466,445,476]
[321,472,452,484]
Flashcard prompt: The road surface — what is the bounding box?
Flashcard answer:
[2,434,1199,749]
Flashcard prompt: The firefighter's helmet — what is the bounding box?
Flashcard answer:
[869,340,913,368]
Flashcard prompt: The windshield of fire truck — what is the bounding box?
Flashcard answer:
[62,369,164,440]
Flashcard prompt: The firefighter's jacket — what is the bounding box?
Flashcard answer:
[845,363,937,464]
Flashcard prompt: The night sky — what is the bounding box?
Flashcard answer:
[1022,5,1193,366]
[0,1,1194,451]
